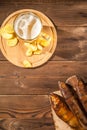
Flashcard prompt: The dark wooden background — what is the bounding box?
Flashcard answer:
[0,0,87,130]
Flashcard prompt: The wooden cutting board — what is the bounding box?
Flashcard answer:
[0,9,57,68]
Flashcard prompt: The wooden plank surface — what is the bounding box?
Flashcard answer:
[0,0,87,130]
[0,95,54,130]
[0,26,87,61]
[0,118,54,130]
[0,61,87,95]
[0,95,50,118]
[1,0,87,26]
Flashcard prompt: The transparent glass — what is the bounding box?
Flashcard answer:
[13,12,43,41]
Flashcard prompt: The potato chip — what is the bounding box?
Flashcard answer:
[40,41,50,47]
[7,38,18,46]
[36,38,41,44]
[0,24,14,39]
[1,32,13,39]
[23,60,32,68]
[40,37,51,47]
[34,50,42,55]
[30,44,37,51]
[0,28,3,35]
[24,33,51,57]
[3,24,14,34]
[26,48,32,56]
[24,42,31,47]
[37,44,43,50]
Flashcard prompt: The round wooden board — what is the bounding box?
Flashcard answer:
[0,9,57,68]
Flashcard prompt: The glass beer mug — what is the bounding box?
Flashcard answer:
[13,12,51,43]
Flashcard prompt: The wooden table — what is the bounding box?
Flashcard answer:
[0,0,87,130]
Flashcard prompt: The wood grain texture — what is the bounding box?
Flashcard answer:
[0,118,54,130]
[0,0,87,26]
[0,26,87,61]
[0,0,87,130]
[0,95,50,118]
[0,61,87,95]
[0,95,54,130]
[54,26,87,61]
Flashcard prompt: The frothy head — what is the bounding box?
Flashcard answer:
[14,12,42,40]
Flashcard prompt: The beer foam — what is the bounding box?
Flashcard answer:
[14,13,42,40]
